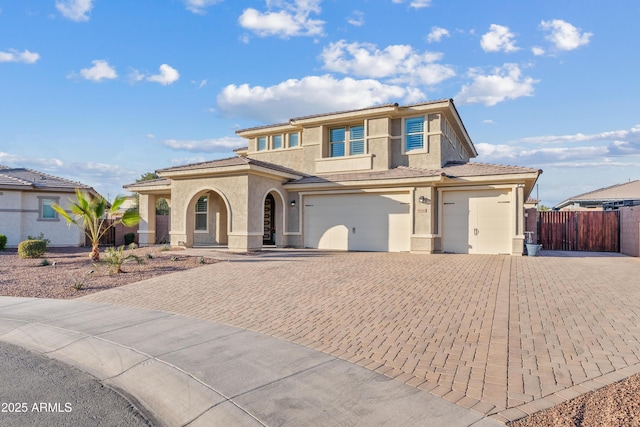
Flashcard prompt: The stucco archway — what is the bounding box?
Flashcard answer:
[185,189,230,247]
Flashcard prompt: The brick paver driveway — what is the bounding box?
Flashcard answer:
[82,250,640,423]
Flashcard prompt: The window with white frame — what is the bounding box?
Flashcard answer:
[257,136,267,151]
[39,197,59,221]
[329,125,365,157]
[405,116,425,151]
[195,196,207,231]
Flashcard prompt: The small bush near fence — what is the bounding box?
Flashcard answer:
[0,234,7,251]
[124,232,136,245]
[18,240,47,259]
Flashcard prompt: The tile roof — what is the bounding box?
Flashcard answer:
[157,156,305,177]
[290,162,540,185]
[0,168,92,190]
[124,178,172,189]
[557,180,640,206]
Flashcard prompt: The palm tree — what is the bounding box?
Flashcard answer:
[53,189,140,261]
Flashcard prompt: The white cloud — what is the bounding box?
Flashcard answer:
[147,64,180,85]
[347,10,364,27]
[76,60,118,82]
[392,0,432,9]
[541,19,592,51]
[128,68,145,83]
[531,46,545,56]
[217,74,422,123]
[160,137,246,152]
[455,63,538,106]
[238,0,325,38]
[320,40,455,86]
[427,26,449,43]
[518,126,640,145]
[481,24,519,53]
[483,119,494,124]
[182,0,222,14]
[475,125,640,169]
[0,49,40,64]
[56,0,93,22]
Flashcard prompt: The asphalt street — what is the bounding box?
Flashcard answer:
[0,341,153,427]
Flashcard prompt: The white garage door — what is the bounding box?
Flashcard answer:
[304,193,410,252]
[442,189,513,254]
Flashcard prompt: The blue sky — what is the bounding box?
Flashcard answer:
[1,0,639,207]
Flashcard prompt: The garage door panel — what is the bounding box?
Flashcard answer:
[304,193,410,252]
[442,190,512,255]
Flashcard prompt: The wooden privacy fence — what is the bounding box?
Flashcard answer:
[538,211,620,252]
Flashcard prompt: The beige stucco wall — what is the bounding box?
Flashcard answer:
[620,206,640,257]
[0,190,84,248]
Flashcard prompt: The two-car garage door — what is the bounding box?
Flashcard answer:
[303,192,410,252]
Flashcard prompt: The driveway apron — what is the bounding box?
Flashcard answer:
[78,250,640,423]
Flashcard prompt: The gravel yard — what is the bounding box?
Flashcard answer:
[1,246,638,426]
[0,246,215,299]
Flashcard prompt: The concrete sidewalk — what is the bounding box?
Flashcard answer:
[0,296,501,427]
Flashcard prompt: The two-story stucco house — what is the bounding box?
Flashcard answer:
[127,99,541,255]
[0,166,100,248]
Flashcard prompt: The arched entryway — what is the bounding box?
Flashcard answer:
[263,193,275,245]
[186,190,229,247]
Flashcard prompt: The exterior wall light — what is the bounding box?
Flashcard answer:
[418,196,426,203]
[290,200,296,206]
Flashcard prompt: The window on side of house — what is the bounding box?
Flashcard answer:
[257,136,267,151]
[39,197,59,220]
[405,116,425,152]
[288,132,299,147]
[330,127,346,157]
[195,196,207,231]
[273,134,283,149]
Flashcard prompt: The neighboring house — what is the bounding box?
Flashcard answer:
[0,166,100,248]
[554,180,640,211]
[126,99,541,255]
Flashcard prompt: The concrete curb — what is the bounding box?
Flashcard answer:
[0,297,502,426]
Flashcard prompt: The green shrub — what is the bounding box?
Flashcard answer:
[39,258,50,267]
[0,234,7,251]
[27,233,50,249]
[18,240,47,259]
[103,245,144,274]
[124,232,136,245]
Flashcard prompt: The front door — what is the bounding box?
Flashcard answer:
[263,193,275,245]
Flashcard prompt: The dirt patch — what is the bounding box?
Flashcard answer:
[510,374,640,426]
[0,246,215,299]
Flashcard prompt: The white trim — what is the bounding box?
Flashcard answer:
[228,231,264,236]
[411,234,438,238]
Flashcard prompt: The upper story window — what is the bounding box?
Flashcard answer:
[405,116,425,152]
[39,197,59,221]
[195,196,207,231]
[329,125,365,157]
[330,128,346,157]
[273,134,283,149]
[257,137,267,151]
[288,132,299,147]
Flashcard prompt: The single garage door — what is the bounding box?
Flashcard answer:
[304,192,410,252]
[442,189,513,254]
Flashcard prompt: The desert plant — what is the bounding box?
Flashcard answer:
[52,189,140,261]
[161,244,170,251]
[18,240,47,259]
[124,232,135,246]
[103,245,144,274]
[27,233,50,249]
[39,258,50,267]
[0,234,6,251]
[170,255,179,261]
[128,242,138,250]
[197,257,205,264]
[146,253,153,259]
